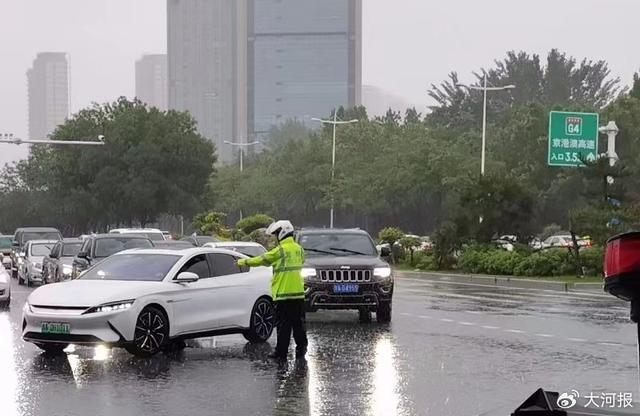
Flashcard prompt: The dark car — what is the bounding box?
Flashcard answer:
[180,234,219,247]
[10,227,63,278]
[71,234,154,279]
[0,235,13,271]
[42,239,84,283]
[296,228,394,323]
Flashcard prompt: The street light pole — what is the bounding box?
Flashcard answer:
[312,113,358,228]
[456,75,515,176]
[0,133,105,146]
[223,140,260,220]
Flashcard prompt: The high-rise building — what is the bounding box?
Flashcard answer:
[167,0,361,162]
[27,52,69,140]
[135,54,168,110]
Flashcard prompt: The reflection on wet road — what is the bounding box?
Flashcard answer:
[0,273,637,415]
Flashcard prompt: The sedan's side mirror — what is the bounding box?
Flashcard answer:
[50,252,59,259]
[176,271,199,283]
[380,246,391,257]
[12,241,19,248]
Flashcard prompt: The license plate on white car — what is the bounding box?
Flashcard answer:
[41,322,71,334]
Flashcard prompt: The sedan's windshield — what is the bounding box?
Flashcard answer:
[30,243,55,256]
[61,243,83,257]
[80,254,180,281]
[94,238,153,258]
[22,232,61,243]
[218,245,266,257]
[299,233,377,257]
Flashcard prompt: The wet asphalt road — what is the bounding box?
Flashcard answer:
[1,273,638,416]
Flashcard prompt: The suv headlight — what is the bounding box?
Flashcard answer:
[374,267,392,280]
[301,268,317,281]
[83,300,134,314]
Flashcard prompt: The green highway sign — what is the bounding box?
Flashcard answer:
[548,111,599,167]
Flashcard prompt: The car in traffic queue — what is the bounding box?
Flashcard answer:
[152,240,197,250]
[180,234,219,247]
[541,234,591,250]
[0,234,13,271]
[10,227,63,279]
[203,241,267,257]
[42,239,84,284]
[296,228,394,323]
[109,228,166,242]
[71,234,154,279]
[0,260,10,308]
[17,240,58,287]
[22,247,274,356]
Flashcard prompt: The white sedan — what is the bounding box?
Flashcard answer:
[0,260,10,308]
[22,247,275,356]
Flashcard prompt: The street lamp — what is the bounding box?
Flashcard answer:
[224,139,260,221]
[0,133,105,146]
[223,140,260,173]
[456,75,515,175]
[311,113,358,228]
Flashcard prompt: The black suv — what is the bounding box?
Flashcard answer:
[296,228,393,323]
[71,234,154,278]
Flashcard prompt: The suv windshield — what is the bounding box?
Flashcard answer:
[81,254,180,281]
[30,243,55,257]
[94,237,153,258]
[22,232,61,243]
[299,233,377,257]
[0,237,11,249]
[62,243,83,257]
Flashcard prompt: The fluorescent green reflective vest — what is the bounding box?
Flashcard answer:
[244,236,305,301]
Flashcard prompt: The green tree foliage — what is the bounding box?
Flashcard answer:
[399,235,421,266]
[0,98,215,235]
[236,214,274,235]
[192,211,230,238]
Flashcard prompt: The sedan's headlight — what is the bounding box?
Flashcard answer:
[62,265,73,275]
[23,301,32,313]
[83,300,134,314]
[301,268,317,280]
[374,267,392,280]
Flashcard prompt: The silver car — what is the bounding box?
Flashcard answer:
[18,240,58,287]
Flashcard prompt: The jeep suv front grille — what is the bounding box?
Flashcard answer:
[319,269,371,282]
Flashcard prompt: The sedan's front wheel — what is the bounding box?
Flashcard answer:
[126,306,169,357]
[243,297,275,343]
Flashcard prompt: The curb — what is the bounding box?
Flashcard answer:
[398,270,604,293]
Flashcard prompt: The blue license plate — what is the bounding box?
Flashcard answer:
[333,284,359,294]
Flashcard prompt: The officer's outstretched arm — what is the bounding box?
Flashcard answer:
[240,245,283,267]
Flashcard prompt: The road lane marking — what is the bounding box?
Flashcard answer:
[598,342,622,346]
[481,325,499,330]
[418,315,433,319]
[439,318,454,322]
[458,322,474,326]
[567,337,587,342]
[398,276,614,300]
[504,329,525,334]
[534,333,554,338]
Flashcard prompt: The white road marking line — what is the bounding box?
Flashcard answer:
[534,333,554,337]
[504,329,525,334]
[598,342,622,346]
[400,312,412,316]
[465,310,482,314]
[418,315,433,319]
[458,322,474,326]
[567,337,587,342]
[398,276,614,300]
[481,325,499,330]
[439,318,454,322]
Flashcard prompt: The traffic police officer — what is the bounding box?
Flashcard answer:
[238,220,308,361]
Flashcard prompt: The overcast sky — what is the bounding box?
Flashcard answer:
[1,0,639,165]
